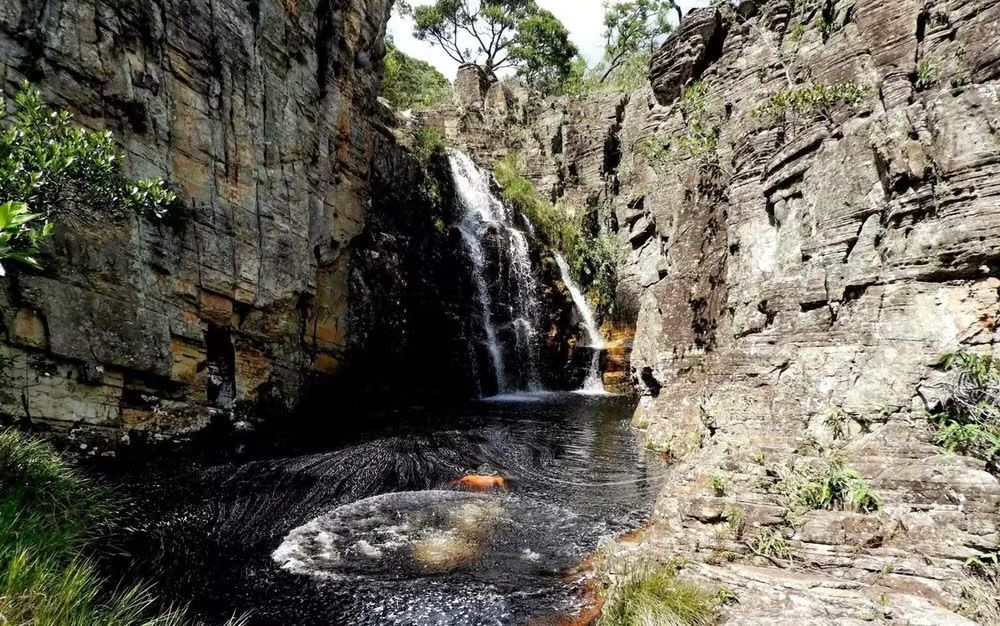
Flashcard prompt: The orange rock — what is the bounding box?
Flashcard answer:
[449,475,508,492]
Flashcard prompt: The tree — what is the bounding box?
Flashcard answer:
[381,41,452,111]
[0,83,177,276]
[599,0,677,83]
[509,10,578,92]
[404,0,574,84]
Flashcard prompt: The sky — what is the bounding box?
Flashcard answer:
[388,0,710,81]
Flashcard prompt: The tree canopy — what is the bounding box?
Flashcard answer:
[599,0,678,83]
[381,41,453,111]
[402,0,576,86]
[509,9,578,91]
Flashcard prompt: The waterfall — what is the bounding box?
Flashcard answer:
[450,150,542,395]
[554,254,607,394]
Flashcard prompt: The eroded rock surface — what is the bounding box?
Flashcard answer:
[427,0,1000,620]
[0,0,485,449]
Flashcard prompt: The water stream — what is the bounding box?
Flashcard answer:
[554,254,607,395]
[107,395,663,625]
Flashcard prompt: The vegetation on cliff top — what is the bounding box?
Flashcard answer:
[0,429,239,625]
[401,0,577,90]
[493,155,621,319]
[381,41,452,111]
[0,83,177,276]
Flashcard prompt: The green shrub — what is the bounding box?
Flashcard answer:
[747,527,789,559]
[931,352,1000,468]
[709,473,726,497]
[413,126,445,165]
[599,561,722,626]
[916,58,939,91]
[752,81,871,127]
[777,459,882,514]
[0,429,238,625]
[0,82,177,275]
[380,42,452,112]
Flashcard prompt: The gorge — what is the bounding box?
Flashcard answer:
[2,0,1000,624]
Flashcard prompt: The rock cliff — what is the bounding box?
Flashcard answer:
[625,0,1000,621]
[0,0,487,449]
[428,0,1000,620]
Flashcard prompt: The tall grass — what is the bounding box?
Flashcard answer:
[598,561,721,626]
[0,429,236,625]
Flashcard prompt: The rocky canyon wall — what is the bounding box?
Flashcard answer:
[621,0,1000,621]
[427,0,1000,620]
[0,0,487,450]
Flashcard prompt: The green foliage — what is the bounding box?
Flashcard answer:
[967,550,1000,572]
[414,126,446,165]
[0,82,177,275]
[598,561,722,626]
[782,461,882,514]
[710,473,726,497]
[381,41,452,111]
[915,58,939,91]
[510,9,578,92]
[643,81,721,177]
[598,0,676,85]
[0,200,52,272]
[752,81,871,127]
[0,429,236,625]
[725,507,745,538]
[493,155,621,318]
[931,351,1000,467]
[404,0,573,83]
[747,527,789,559]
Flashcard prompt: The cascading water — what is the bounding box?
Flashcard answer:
[554,254,607,394]
[449,150,543,395]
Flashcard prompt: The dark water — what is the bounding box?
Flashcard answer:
[109,393,663,626]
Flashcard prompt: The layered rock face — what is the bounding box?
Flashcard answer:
[616,0,1000,621]
[429,0,1000,619]
[0,0,463,449]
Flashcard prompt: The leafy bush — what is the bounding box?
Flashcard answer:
[380,42,452,111]
[643,81,722,177]
[931,352,1000,469]
[0,429,241,625]
[0,82,177,275]
[599,561,722,626]
[752,81,871,127]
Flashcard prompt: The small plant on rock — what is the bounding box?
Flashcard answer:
[710,473,727,497]
[752,81,871,128]
[747,527,789,560]
[931,351,1000,472]
[598,560,723,626]
[793,461,882,513]
[916,58,939,91]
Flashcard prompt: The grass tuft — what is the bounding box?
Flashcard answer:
[599,561,722,626]
[0,429,244,625]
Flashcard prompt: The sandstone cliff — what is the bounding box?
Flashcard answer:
[0,0,471,449]
[627,0,1000,621]
[429,0,1000,620]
